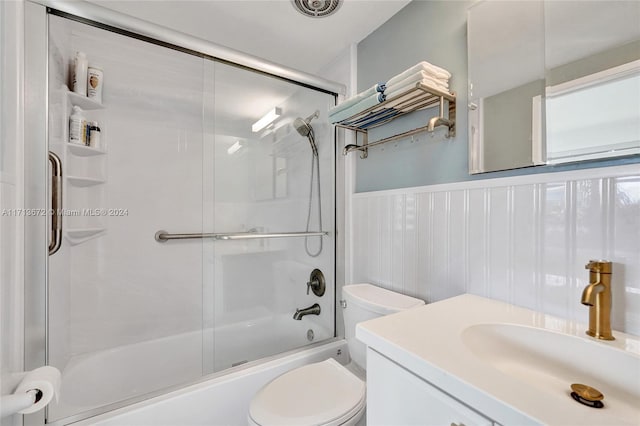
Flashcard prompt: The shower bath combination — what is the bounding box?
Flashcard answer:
[294,110,323,257]
[23,4,339,421]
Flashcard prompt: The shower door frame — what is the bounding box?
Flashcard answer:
[23,1,345,425]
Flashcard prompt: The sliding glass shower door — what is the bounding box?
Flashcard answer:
[208,63,336,372]
[42,11,336,424]
[46,14,212,422]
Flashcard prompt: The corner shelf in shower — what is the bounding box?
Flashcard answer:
[67,90,105,110]
[67,175,106,187]
[50,87,109,251]
[65,227,107,245]
[335,82,456,159]
[66,142,107,156]
[65,89,107,153]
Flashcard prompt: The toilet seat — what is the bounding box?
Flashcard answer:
[248,358,365,426]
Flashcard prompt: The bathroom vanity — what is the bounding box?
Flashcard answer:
[356,294,640,426]
[366,349,495,425]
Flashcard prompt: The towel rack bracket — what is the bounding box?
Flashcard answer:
[360,132,368,159]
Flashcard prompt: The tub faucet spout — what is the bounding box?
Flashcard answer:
[293,303,321,320]
[581,260,614,340]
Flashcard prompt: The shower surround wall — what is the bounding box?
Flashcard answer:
[350,164,640,336]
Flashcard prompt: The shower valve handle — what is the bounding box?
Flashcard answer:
[306,269,326,297]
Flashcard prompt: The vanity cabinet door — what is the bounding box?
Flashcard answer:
[367,349,493,426]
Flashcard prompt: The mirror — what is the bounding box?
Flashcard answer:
[467,0,640,174]
[467,0,545,174]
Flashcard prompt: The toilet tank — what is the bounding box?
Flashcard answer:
[342,284,424,369]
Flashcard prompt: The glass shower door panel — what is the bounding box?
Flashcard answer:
[47,15,209,422]
[211,62,336,371]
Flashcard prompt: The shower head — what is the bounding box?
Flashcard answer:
[293,117,312,137]
[294,111,320,156]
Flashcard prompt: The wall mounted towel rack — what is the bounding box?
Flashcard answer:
[335,82,456,159]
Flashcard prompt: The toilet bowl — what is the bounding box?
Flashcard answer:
[248,283,424,426]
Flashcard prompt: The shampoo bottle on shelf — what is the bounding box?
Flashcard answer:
[72,51,88,95]
[69,106,86,144]
[87,65,104,104]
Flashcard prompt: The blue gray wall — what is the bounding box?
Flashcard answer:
[355,0,639,192]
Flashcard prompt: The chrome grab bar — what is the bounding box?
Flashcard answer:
[49,152,63,255]
[155,230,328,243]
[217,231,328,241]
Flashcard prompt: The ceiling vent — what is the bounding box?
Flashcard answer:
[291,0,342,18]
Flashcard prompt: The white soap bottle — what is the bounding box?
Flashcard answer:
[87,65,104,104]
[69,106,85,144]
[72,52,88,95]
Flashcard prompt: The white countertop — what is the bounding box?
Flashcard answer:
[356,294,640,426]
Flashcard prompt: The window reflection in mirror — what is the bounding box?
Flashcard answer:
[544,1,640,164]
[546,63,640,164]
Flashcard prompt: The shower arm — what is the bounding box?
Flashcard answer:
[155,230,328,243]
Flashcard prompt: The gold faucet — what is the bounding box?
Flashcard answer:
[581,260,614,340]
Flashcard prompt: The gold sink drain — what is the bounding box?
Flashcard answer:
[570,383,604,409]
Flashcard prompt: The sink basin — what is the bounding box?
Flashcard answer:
[461,324,640,424]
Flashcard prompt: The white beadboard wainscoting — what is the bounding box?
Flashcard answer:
[350,164,640,336]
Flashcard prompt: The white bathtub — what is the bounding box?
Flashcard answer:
[65,339,347,426]
[48,313,335,424]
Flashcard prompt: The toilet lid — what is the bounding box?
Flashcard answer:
[249,358,365,426]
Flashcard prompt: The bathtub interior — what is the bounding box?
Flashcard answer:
[66,340,348,426]
[45,14,336,424]
[52,317,333,420]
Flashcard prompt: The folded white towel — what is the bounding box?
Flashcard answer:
[385,82,448,103]
[328,83,385,117]
[384,77,449,109]
[329,92,385,124]
[386,61,451,88]
[385,71,448,100]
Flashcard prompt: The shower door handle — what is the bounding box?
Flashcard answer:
[49,151,62,255]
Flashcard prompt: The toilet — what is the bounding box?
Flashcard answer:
[248,283,424,426]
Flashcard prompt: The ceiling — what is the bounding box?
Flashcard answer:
[87,0,411,75]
